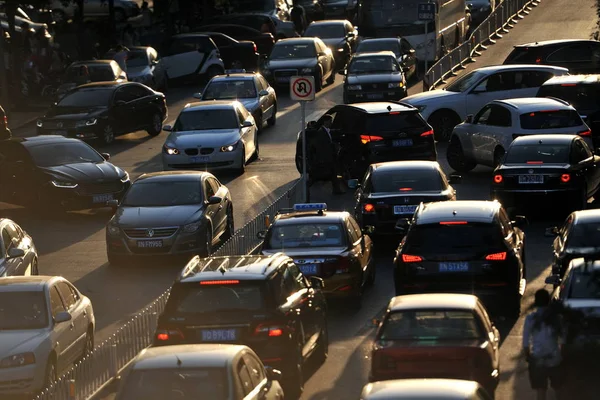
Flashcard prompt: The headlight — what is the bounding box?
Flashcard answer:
[163,144,179,155]
[36,120,43,128]
[0,352,36,368]
[107,223,120,236]
[347,85,362,91]
[51,180,78,188]
[75,118,97,128]
[120,172,130,183]
[388,82,404,88]
[183,222,201,233]
[220,141,240,152]
[300,68,313,74]
[337,48,345,52]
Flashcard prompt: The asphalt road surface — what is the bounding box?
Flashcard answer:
[2,0,599,398]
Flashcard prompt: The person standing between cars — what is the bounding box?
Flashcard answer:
[290,0,307,35]
[113,44,128,73]
[305,114,344,194]
[522,289,566,400]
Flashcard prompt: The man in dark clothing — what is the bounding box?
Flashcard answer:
[290,0,307,35]
[304,114,344,194]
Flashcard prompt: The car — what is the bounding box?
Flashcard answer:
[322,0,356,20]
[209,10,297,39]
[303,20,358,67]
[446,97,592,172]
[160,34,225,83]
[298,0,325,22]
[201,32,260,71]
[198,72,278,132]
[537,74,600,149]
[402,65,569,141]
[258,203,375,304]
[341,52,407,104]
[0,276,95,397]
[49,0,139,23]
[198,25,274,58]
[349,161,460,235]
[162,101,259,174]
[114,344,284,400]
[105,46,168,91]
[491,135,600,211]
[0,136,131,211]
[296,103,436,179]
[37,82,168,145]
[370,294,500,395]
[152,253,328,397]
[504,39,600,74]
[355,37,418,81]
[56,60,127,99]
[0,219,38,277]
[546,210,600,279]
[263,37,336,91]
[393,200,527,316]
[105,171,233,265]
[360,379,493,400]
[467,0,496,26]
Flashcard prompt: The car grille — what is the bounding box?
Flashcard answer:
[184,148,214,155]
[274,69,298,78]
[362,83,389,91]
[168,161,234,168]
[124,227,179,238]
[45,120,76,129]
[76,181,124,195]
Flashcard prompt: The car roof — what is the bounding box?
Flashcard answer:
[308,20,347,26]
[352,51,397,59]
[359,38,399,44]
[473,64,568,74]
[273,210,348,225]
[135,171,210,183]
[371,160,441,173]
[572,209,600,224]
[362,379,480,399]
[343,102,416,114]
[177,254,290,282]
[415,200,500,225]
[70,60,114,66]
[183,100,239,111]
[276,37,316,45]
[132,344,247,370]
[511,134,576,146]
[543,74,600,85]
[77,82,125,89]
[494,97,573,112]
[15,135,85,148]
[514,39,598,48]
[211,73,256,81]
[0,275,57,292]
[389,294,479,312]
[173,33,210,39]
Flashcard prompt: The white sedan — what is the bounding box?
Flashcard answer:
[162,100,259,175]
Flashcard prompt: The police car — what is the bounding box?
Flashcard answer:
[258,203,376,305]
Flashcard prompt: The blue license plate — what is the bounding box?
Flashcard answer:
[190,156,210,163]
[367,93,384,99]
[439,262,469,272]
[137,240,163,248]
[393,139,413,147]
[299,264,318,275]
[394,205,417,215]
[200,329,238,342]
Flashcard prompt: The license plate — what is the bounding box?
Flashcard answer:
[367,93,384,99]
[299,264,318,275]
[394,205,417,215]
[518,174,544,184]
[276,77,291,83]
[53,130,67,136]
[190,156,210,163]
[137,240,163,248]
[92,193,113,203]
[392,139,413,147]
[200,329,237,342]
[439,262,469,272]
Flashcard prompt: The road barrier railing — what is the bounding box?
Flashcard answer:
[34,178,303,400]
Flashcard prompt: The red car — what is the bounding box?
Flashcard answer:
[370,293,500,395]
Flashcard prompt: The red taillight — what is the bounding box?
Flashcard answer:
[402,254,422,262]
[253,43,257,52]
[561,173,571,183]
[561,83,577,87]
[535,57,541,63]
[389,111,400,115]
[485,251,507,261]
[526,161,543,164]
[578,129,592,137]
[439,221,468,225]
[363,203,375,213]
[493,174,503,184]
[398,188,412,191]
[360,135,384,144]
[2,115,6,127]
[200,280,240,285]
[155,329,184,342]
[255,323,284,337]
[156,333,169,341]
[420,129,433,137]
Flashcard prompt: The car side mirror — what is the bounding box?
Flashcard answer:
[511,215,528,228]
[257,230,267,239]
[347,178,359,189]
[465,114,474,123]
[395,218,410,233]
[115,100,127,106]
[309,276,325,289]
[207,195,222,205]
[107,199,119,210]
[259,89,269,96]
[151,60,159,66]
[265,366,282,381]
[338,69,346,75]
[242,120,253,127]
[192,92,202,99]
[362,225,375,235]
[544,226,559,237]
[54,311,72,323]
[448,174,462,184]
[163,124,173,131]
[7,247,25,259]
[545,275,561,286]
[101,152,110,161]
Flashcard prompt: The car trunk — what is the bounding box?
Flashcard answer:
[366,192,449,221]
[496,164,575,190]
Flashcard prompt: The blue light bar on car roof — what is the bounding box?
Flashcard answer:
[225,69,247,74]
[293,203,327,211]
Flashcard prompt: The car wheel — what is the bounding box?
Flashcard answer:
[250,135,259,162]
[314,323,329,365]
[446,138,476,172]
[147,113,163,136]
[326,68,335,85]
[314,70,322,92]
[31,259,39,276]
[285,340,304,399]
[493,147,505,169]
[429,110,460,142]
[81,329,94,360]
[44,357,57,388]
[267,103,277,126]
[222,207,234,242]
[236,146,246,175]
[101,124,115,145]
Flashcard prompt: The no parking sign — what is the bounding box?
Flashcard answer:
[290,76,315,101]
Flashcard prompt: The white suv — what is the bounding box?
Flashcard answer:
[446,97,591,172]
[403,64,569,141]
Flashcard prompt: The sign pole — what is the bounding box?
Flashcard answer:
[418,2,435,76]
[424,20,428,74]
[301,101,308,202]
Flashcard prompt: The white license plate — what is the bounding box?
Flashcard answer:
[137,240,163,248]
[392,139,413,147]
[518,175,544,184]
[299,264,318,275]
[53,130,67,136]
[200,329,237,341]
[92,193,113,203]
[394,205,417,215]
[439,262,469,272]
[190,156,210,163]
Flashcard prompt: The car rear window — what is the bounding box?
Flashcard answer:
[568,272,600,299]
[371,168,444,192]
[504,47,540,64]
[170,282,265,314]
[365,111,427,132]
[519,110,582,130]
[569,222,600,247]
[537,84,600,110]
[265,223,346,249]
[379,310,483,340]
[405,222,503,253]
[504,143,570,164]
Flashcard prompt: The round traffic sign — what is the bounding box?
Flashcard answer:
[292,77,313,98]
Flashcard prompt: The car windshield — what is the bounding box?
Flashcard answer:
[230,0,274,12]
[519,110,582,130]
[58,88,113,107]
[118,368,228,400]
[538,84,600,110]
[504,143,570,164]
[569,222,600,248]
[28,142,104,167]
[65,65,115,82]
[379,310,483,341]
[348,56,398,74]
[126,51,149,68]
[122,181,202,206]
[171,282,264,314]
[270,43,316,59]
[173,109,238,131]
[370,169,444,192]
[568,272,600,299]
[356,41,400,57]
[304,24,345,39]
[203,80,257,100]
[365,112,427,132]
[266,223,347,249]
[405,223,503,252]
[0,291,49,330]
[445,70,486,92]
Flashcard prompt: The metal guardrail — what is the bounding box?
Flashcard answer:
[423,0,541,91]
[34,177,304,400]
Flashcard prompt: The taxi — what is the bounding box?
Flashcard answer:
[258,203,376,306]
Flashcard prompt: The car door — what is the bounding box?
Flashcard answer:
[469,105,494,163]
[466,71,516,116]
[3,222,30,276]
[513,70,556,98]
[202,177,220,238]
[345,217,369,285]
[315,39,333,78]
[349,216,372,281]
[210,33,235,68]
[579,138,600,194]
[242,352,271,399]
[256,76,274,120]
[56,281,88,359]
[0,225,20,276]
[235,357,255,399]
[127,84,159,130]
[208,176,228,234]
[48,285,79,371]
[162,37,206,80]
[480,104,513,165]
[573,138,600,195]
[237,105,256,160]
[111,86,138,134]
[399,38,417,77]
[476,302,500,370]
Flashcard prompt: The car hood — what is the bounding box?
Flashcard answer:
[166,130,241,148]
[41,162,125,183]
[322,38,346,48]
[266,58,317,70]
[347,72,403,84]
[114,205,204,227]
[324,0,349,7]
[127,66,152,78]
[262,247,346,257]
[403,89,459,105]
[44,106,107,119]
[0,330,46,357]
[237,98,260,113]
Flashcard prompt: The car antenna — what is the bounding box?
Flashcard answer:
[176,354,183,367]
[219,264,227,275]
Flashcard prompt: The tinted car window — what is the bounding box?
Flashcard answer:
[370,169,443,192]
[58,88,114,107]
[504,143,570,164]
[405,223,503,252]
[57,282,78,310]
[568,272,600,299]
[118,369,228,399]
[445,70,486,92]
[49,286,66,317]
[304,24,345,39]
[379,310,483,340]
[538,84,600,110]
[266,223,346,249]
[517,70,555,88]
[173,109,239,131]
[519,110,582,129]
[170,282,264,313]
[270,43,316,59]
[0,291,49,329]
[66,65,115,82]
[504,47,540,64]
[126,51,150,68]
[348,56,398,74]
[568,221,600,247]
[27,142,104,167]
[365,111,427,131]
[356,40,401,57]
[548,44,592,62]
[204,80,257,100]
[122,181,202,206]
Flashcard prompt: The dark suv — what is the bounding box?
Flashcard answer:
[537,74,600,149]
[295,102,436,179]
[393,200,527,316]
[153,253,328,397]
[504,39,600,74]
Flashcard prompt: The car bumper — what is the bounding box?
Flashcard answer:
[344,89,407,104]
[45,181,130,210]
[162,149,242,172]
[0,364,44,395]
[491,187,581,206]
[38,125,103,141]
[107,228,207,257]
[369,370,498,393]
[360,215,412,235]
[320,273,363,298]
[367,144,437,164]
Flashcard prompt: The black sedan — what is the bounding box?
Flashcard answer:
[198,24,275,57]
[355,37,418,81]
[263,38,336,91]
[200,32,260,71]
[0,136,131,211]
[303,20,357,67]
[37,82,168,145]
[105,171,233,265]
[350,161,460,235]
[341,52,407,104]
[491,134,600,211]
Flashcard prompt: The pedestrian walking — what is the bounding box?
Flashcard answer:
[290,0,307,35]
[303,114,344,194]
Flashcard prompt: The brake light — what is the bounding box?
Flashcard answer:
[493,174,503,184]
[360,135,384,144]
[526,161,543,164]
[253,43,257,52]
[578,129,592,137]
[420,129,434,137]
[485,252,507,261]
[255,323,285,337]
[200,280,240,285]
[402,254,422,262]
[561,83,577,87]
[535,57,541,63]
[155,329,184,342]
[363,203,375,213]
[389,111,400,115]
[439,221,468,225]
[2,115,6,127]
[561,173,571,183]
[398,188,412,191]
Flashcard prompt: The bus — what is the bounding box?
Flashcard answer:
[357,0,468,63]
